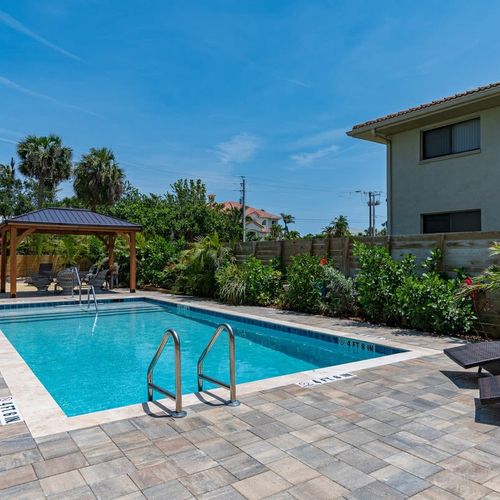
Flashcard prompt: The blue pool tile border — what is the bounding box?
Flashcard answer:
[0,296,406,356]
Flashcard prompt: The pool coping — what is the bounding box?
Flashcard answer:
[0,293,440,438]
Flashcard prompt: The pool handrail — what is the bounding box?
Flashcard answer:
[73,266,98,313]
[197,323,240,406]
[147,328,186,418]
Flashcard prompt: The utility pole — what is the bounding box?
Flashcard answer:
[356,190,382,236]
[240,176,247,242]
[368,191,381,236]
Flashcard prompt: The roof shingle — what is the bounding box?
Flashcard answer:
[352,82,500,131]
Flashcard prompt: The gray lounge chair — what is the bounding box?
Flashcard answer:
[26,262,54,292]
[479,375,500,405]
[54,268,77,295]
[88,269,109,291]
[444,341,500,376]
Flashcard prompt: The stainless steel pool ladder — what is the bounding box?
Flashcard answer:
[197,323,240,406]
[147,329,186,418]
[74,267,98,312]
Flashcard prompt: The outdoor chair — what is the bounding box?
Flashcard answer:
[25,262,54,292]
[88,268,109,291]
[444,341,500,376]
[54,268,77,295]
[479,375,500,405]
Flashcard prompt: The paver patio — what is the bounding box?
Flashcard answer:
[1,294,500,499]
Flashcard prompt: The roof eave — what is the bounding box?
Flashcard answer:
[347,85,500,142]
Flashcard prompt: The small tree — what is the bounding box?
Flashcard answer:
[17,135,72,208]
[74,148,125,211]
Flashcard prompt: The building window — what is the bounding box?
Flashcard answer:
[422,210,481,233]
[262,220,267,226]
[422,118,480,160]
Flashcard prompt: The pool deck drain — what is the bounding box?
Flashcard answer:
[0,291,499,498]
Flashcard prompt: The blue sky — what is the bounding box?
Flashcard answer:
[1,1,499,234]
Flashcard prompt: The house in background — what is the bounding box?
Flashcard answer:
[347,82,500,236]
[222,201,280,239]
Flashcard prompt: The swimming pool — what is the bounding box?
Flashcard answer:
[0,298,405,417]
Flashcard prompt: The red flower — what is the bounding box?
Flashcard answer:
[464,276,478,301]
[320,258,328,266]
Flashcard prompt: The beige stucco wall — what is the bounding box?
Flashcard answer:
[389,106,500,235]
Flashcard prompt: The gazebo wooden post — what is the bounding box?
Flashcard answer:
[107,234,116,289]
[9,226,17,298]
[129,231,136,293]
[1,229,7,293]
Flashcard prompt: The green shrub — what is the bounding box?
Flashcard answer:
[323,266,356,317]
[282,254,326,313]
[395,272,476,335]
[174,233,232,297]
[216,257,282,306]
[353,242,415,324]
[138,236,180,288]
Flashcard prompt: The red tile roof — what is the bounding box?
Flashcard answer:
[352,82,500,130]
[222,201,280,220]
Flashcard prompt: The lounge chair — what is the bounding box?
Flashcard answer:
[88,269,109,291]
[479,375,500,405]
[54,268,77,295]
[444,341,500,376]
[26,262,54,292]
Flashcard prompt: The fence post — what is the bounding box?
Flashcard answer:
[342,237,351,276]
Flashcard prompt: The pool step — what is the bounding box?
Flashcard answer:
[0,304,162,325]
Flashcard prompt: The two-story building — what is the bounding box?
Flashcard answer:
[222,201,280,238]
[347,82,500,236]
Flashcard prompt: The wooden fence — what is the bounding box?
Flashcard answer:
[235,231,500,337]
[1,255,90,278]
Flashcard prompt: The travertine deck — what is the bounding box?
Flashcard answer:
[1,292,499,499]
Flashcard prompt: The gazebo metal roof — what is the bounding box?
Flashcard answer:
[1,207,141,297]
[1,208,141,231]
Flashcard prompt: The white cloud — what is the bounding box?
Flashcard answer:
[0,9,82,61]
[0,76,99,117]
[213,133,261,164]
[285,78,311,88]
[291,144,339,166]
[291,127,346,149]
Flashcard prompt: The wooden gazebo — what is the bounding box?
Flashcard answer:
[0,208,141,298]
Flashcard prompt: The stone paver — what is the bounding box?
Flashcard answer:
[0,294,499,498]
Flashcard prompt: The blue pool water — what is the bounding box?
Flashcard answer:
[0,299,404,416]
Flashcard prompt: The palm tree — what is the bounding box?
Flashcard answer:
[280,213,295,234]
[323,215,350,237]
[74,148,125,211]
[17,135,73,208]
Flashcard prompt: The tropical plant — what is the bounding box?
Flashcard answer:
[74,148,125,210]
[17,135,72,208]
[465,243,500,293]
[53,236,89,267]
[267,223,283,240]
[175,233,232,296]
[323,215,350,237]
[0,158,33,219]
[280,213,295,234]
[216,257,282,306]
